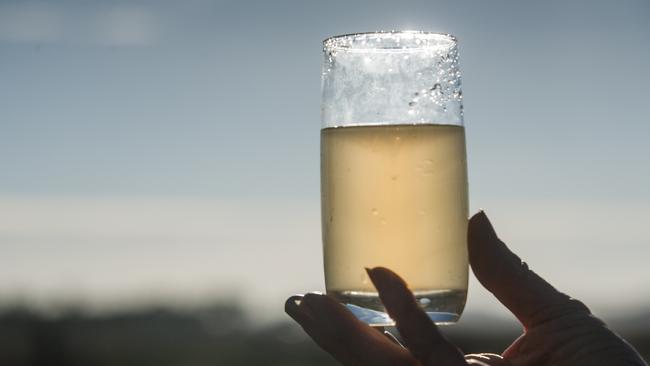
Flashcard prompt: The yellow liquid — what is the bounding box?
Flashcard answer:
[321,124,468,320]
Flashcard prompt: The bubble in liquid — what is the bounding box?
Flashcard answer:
[417,159,435,176]
[371,208,379,216]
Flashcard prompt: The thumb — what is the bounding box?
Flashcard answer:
[467,211,590,329]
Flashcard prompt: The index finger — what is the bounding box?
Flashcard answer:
[367,267,466,366]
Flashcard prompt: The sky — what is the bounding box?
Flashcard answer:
[1,0,649,324]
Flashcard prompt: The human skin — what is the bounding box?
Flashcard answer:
[285,212,647,366]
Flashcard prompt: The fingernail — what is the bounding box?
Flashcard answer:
[284,295,303,320]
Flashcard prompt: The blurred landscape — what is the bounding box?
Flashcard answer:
[1,301,648,365]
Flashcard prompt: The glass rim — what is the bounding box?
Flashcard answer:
[323,30,458,52]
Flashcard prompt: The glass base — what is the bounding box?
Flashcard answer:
[329,289,466,327]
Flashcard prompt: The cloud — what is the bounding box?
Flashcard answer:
[0,2,159,46]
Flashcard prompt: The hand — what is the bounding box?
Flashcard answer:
[285,211,647,366]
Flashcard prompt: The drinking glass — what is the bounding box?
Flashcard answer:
[320,31,468,326]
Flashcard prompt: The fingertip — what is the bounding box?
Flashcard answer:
[367,269,463,364]
[468,210,496,241]
[365,266,383,289]
[285,294,302,310]
[366,267,406,291]
[367,268,419,323]
[469,209,486,222]
[468,210,504,271]
[366,267,413,308]
[285,294,306,322]
[471,209,487,220]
